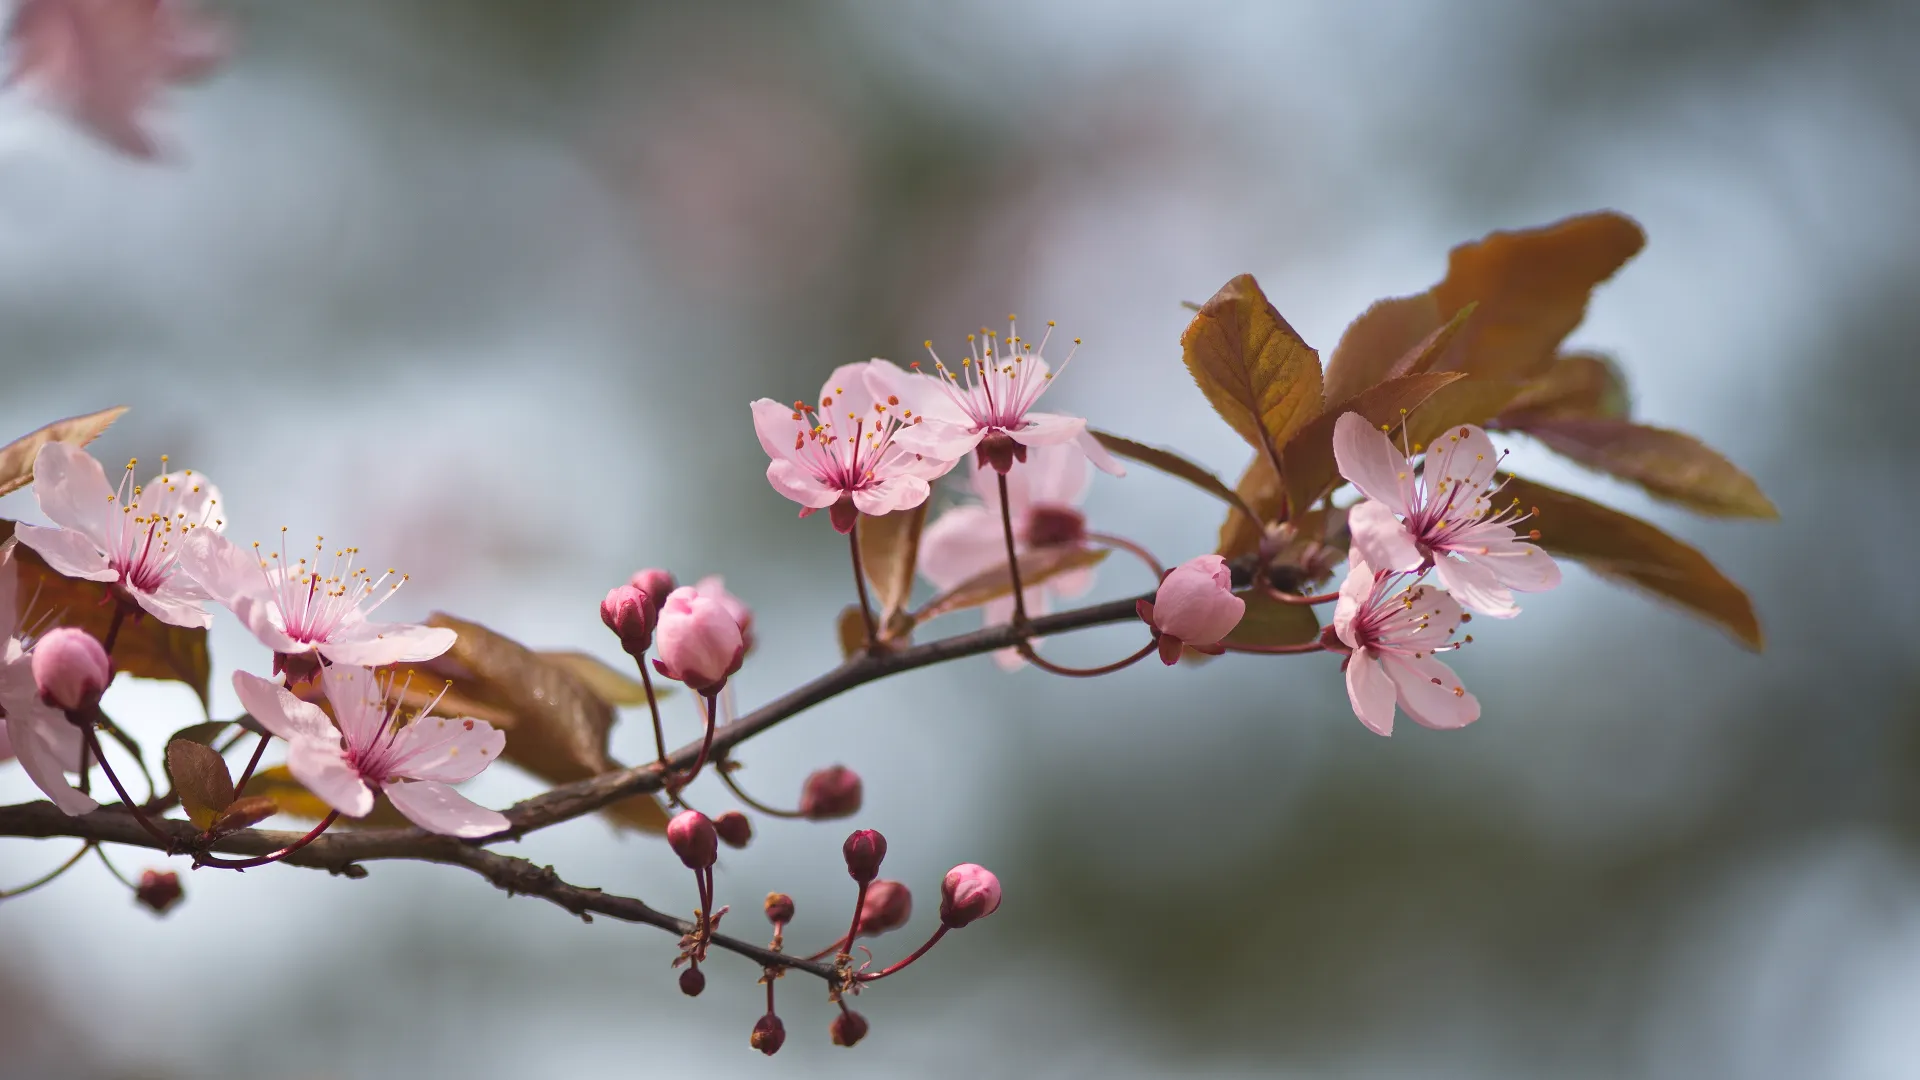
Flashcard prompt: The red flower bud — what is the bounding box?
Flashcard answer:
[134,869,183,916]
[31,627,111,712]
[628,569,677,614]
[712,810,752,849]
[599,583,655,657]
[763,892,794,926]
[829,1009,870,1048]
[856,879,912,937]
[750,1012,786,1056]
[652,587,745,693]
[799,765,862,820]
[842,829,886,884]
[666,810,718,870]
[939,863,1001,928]
[678,966,706,997]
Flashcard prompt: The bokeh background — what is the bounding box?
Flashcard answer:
[1,0,1915,1076]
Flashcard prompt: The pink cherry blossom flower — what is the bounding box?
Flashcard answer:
[178,529,454,671]
[0,545,96,816]
[1333,412,1560,618]
[750,361,954,533]
[918,444,1096,669]
[1138,554,1246,664]
[231,664,508,838]
[876,318,1123,476]
[14,443,225,628]
[1329,557,1479,737]
[5,0,227,160]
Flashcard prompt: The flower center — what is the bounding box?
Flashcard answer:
[105,456,221,595]
[919,316,1079,432]
[255,529,408,645]
[786,387,916,493]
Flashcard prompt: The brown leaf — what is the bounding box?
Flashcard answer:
[1215,456,1284,561]
[1323,294,1445,406]
[386,613,669,834]
[916,547,1110,622]
[1496,473,1762,649]
[1431,211,1646,382]
[1278,372,1467,516]
[1400,378,1527,452]
[1498,351,1631,422]
[836,604,867,660]
[1505,418,1777,519]
[857,504,927,622]
[535,650,668,707]
[165,738,233,829]
[209,795,279,836]
[0,405,128,499]
[1219,589,1320,648]
[1090,430,1261,522]
[1,520,212,707]
[1181,273,1324,457]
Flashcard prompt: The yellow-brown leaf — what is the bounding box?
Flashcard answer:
[1507,418,1777,519]
[857,504,927,622]
[1181,274,1324,456]
[1498,351,1631,422]
[165,739,234,830]
[0,406,128,499]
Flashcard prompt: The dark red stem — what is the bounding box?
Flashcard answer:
[857,923,950,981]
[194,811,339,870]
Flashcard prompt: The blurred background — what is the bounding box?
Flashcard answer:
[1,0,1914,1076]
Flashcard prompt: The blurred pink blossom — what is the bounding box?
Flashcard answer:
[0,547,95,815]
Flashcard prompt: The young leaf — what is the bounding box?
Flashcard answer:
[535,650,669,706]
[1181,273,1324,458]
[916,547,1110,622]
[1090,430,1261,522]
[0,405,128,499]
[1497,351,1631,422]
[1505,418,1778,519]
[1496,473,1763,649]
[1,520,212,708]
[857,503,928,622]
[1323,294,1444,406]
[386,614,669,834]
[165,738,234,830]
[1220,589,1320,648]
[208,795,279,837]
[1278,371,1467,515]
[167,720,233,748]
[1431,211,1646,382]
[1400,378,1526,452]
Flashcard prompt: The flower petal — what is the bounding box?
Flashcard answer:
[917,504,1006,589]
[317,663,393,753]
[1345,652,1397,737]
[890,420,984,463]
[750,398,806,464]
[386,713,505,784]
[30,442,115,544]
[175,529,262,605]
[9,700,98,815]
[1384,654,1480,730]
[1008,411,1085,448]
[231,670,337,743]
[137,470,223,536]
[765,459,841,509]
[287,738,374,818]
[13,523,114,581]
[1331,558,1377,650]
[1347,499,1424,573]
[1435,555,1519,618]
[384,779,508,838]
[320,623,457,667]
[127,585,211,628]
[1480,538,1562,593]
[1332,412,1412,516]
[850,474,930,517]
[1017,444,1092,508]
[1428,424,1500,495]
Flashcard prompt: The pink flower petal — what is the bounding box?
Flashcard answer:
[1428,424,1500,494]
[384,779,508,838]
[1434,556,1519,619]
[0,718,12,762]
[1480,538,1562,593]
[319,623,457,667]
[750,398,806,464]
[176,529,261,606]
[1331,558,1377,650]
[1073,426,1126,477]
[1345,652,1396,736]
[136,469,221,535]
[29,442,115,544]
[231,670,336,743]
[1332,412,1412,517]
[765,459,841,509]
[318,663,395,754]
[287,738,374,818]
[8,699,98,815]
[917,504,1004,590]
[1347,499,1424,573]
[1007,411,1084,448]
[1018,445,1091,508]
[386,712,505,784]
[850,474,930,517]
[126,585,211,629]
[12,523,114,581]
[1384,654,1479,730]
[890,420,984,463]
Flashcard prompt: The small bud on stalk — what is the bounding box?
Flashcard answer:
[712,810,752,849]
[31,627,112,713]
[842,829,887,884]
[799,765,863,820]
[1139,555,1245,664]
[829,1009,870,1048]
[857,879,912,937]
[939,863,1002,928]
[667,810,718,870]
[763,892,794,926]
[678,967,706,997]
[750,1012,786,1056]
[652,588,745,693]
[628,569,677,615]
[134,869,183,915]
[599,583,655,657]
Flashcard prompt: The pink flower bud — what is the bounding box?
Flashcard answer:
[857,879,912,937]
[628,568,677,613]
[750,1012,786,1056]
[693,575,755,654]
[666,810,718,870]
[829,1009,870,1047]
[843,829,886,884]
[939,863,1001,928]
[764,892,794,926]
[31,627,111,712]
[599,583,654,657]
[651,587,745,693]
[1144,555,1245,663]
[678,966,706,997]
[712,810,752,849]
[135,869,183,916]
[799,765,863,820]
